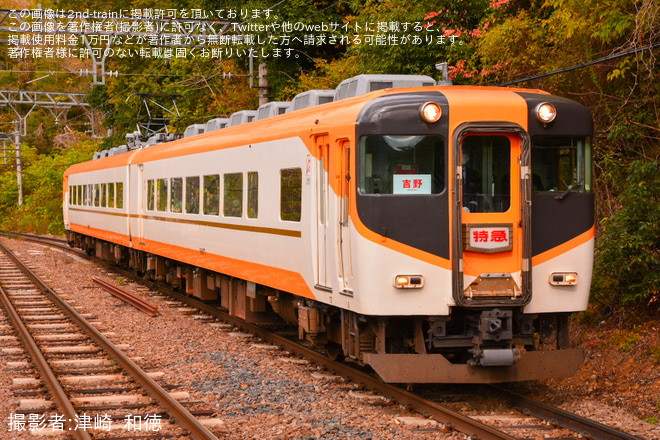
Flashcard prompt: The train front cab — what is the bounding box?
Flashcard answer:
[353,88,594,383]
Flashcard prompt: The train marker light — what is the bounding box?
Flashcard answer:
[535,102,557,124]
[549,272,578,286]
[420,102,442,124]
[394,275,424,289]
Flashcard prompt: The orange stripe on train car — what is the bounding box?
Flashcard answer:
[70,223,316,300]
[531,226,595,267]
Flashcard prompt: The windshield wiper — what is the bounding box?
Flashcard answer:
[555,179,583,201]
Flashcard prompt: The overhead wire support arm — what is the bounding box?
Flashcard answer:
[0,90,89,135]
[0,90,90,205]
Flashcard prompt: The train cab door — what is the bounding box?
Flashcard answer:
[314,135,331,290]
[338,139,353,294]
[454,130,531,307]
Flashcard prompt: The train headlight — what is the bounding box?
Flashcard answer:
[549,272,578,286]
[394,275,424,289]
[420,102,442,124]
[535,102,557,124]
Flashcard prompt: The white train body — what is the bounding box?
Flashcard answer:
[64,79,594,383]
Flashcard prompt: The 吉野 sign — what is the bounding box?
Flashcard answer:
[393,174,431,195]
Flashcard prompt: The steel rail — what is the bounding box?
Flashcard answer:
[0,251,92,440]
[11,232,513,440]
[492,386,643,440]
[92,276,159,317]
[147,282,517,440]
[0,241,218,440]
[8,234,643,440]
[0,231,67,244]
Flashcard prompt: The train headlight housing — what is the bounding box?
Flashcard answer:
[535,102,557,124]
[549,272,578,286]
[394,275,424,289]
[420,102,442,124]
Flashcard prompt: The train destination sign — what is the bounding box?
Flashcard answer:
[393,174,432,195]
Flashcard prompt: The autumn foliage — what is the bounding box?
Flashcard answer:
[0,0,657,311]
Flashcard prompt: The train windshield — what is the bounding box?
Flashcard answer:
[531,136,592,194]
[461,135,511,213]
[358,135,445,195]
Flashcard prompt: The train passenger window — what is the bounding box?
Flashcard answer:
[116,182,124,209]
[77,186,82,206]
[147,180,155,211]
[100,183,107,207]
[203,175,220,215]
[358,135,445,195]
[69,186,74,205]
[83,185,88,206]
[248,172,258,219]
[94,184,100,207]
[108,182,115,208]
[531,137,592,194]
[156,179,168,212]
[280,168,302,222]
[224,173,243,217]
[186,176,200,214]
[170,178,182,213]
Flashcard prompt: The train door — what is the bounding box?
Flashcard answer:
[137,164,145,244]
[338,139,353,293]
[314,135,331,290]
[454,130,531,307]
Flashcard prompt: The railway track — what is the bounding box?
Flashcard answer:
[0,239,222,439]
[139,284,645,440]
[1,233,646,440]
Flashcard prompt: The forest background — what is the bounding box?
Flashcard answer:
[0,0,658,319]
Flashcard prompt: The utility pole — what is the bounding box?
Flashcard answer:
[258,63,270,106]
[14,120,22,205]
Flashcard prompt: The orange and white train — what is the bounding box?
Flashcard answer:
[64,74,594,383]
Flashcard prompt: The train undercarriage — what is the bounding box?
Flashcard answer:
[69,232,584,383]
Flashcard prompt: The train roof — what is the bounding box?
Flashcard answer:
[66,85,572,176]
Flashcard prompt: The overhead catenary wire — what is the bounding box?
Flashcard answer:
[498,41,660,86]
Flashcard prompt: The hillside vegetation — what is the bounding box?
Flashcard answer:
[0,0,658,318]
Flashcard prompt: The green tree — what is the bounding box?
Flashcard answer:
[0,140,98,235]
[592,160,660,308]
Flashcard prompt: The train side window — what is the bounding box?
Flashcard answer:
[100,183,107,207]
[116,182,124,209]
[223,173,243,217]
[77,186,82,206]
[358,135,445,195]
[170,178,182,213]
[203,174,220,215]
[280,168,302,222]
[186,176,200,214]
[69,186,74,205]
[147,179,155,211]
[94,184,100,207]
[531,136,592,194]
[248,171,258,219]
[108,182,115,208]
[83,185,88,206]
[156,178,168,212]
